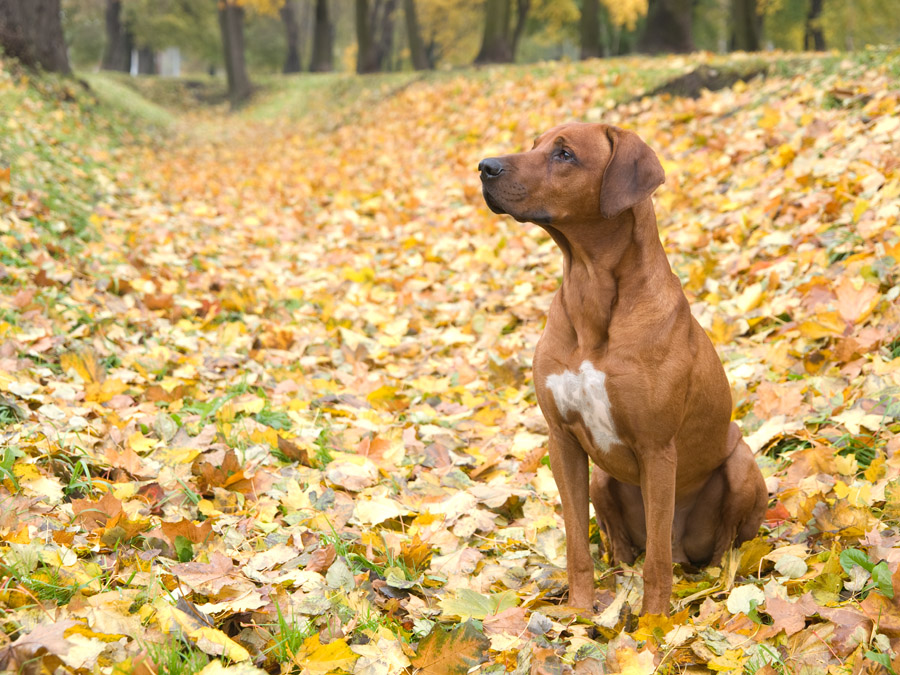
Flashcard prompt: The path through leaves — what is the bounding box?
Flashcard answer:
[1,51,900,673]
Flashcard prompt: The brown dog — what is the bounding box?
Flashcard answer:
[478,123,767,615]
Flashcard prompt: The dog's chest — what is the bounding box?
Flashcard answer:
[545,361,621,452]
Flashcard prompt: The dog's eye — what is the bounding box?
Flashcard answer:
[556,148,575,162]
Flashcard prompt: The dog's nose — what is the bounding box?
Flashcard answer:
[478,158,505,179]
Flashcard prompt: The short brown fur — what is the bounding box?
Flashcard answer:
[479,123,767,615]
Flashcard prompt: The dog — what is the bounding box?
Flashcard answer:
[479,123,767,615]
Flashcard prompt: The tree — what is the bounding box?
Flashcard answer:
[0,0,71,73]
[356,0,376,72]
[404,0,431,69]
[474,0,530,64]
[355,0,398,73]
[730,0,762,51]
[583,0,647,59]
[580,0,603,59]
[218,1,252,106]
[280,0,302,72]
[804,0,825,50]
[309,0,334,71]
[638,0,694,53]
[123,0,220,66]
[102,0,132,71]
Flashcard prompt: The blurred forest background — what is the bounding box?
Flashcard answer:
[1,0,898,107]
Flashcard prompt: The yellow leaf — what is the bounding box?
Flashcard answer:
[630,612,674,642]
[249,426,278,447]
[798,310,845,339]
[86,377,128,404]
[60,350,104,384]
[708,314,741,345]
[296,634,358,673]
[833,455,858,476]
[216,401,236,423]
[612,645,656,675]
[733,282,764,313]
[342,266,375,283]
[235,398,265,415]
[852,198,870,223]
[192,626,250,662]
[773,143,796,168]
[64,624,127,643]
[864,456,886,482]
[707,649,745,671]
[833,480,871,507]
[757,107,781,130]
[367,385,398,406]
[128,431,157,454]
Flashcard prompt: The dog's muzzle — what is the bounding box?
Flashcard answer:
[478,157,505,179]
[479,157,508,214]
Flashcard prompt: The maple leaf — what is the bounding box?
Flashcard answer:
[169,552,241,596]
[411,621,490,673]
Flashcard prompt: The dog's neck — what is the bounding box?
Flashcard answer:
[543,200,675,347]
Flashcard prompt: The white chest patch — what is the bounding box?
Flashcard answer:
[546,361,621,452]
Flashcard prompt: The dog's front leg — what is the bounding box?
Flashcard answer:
[638,442,677,615]
[548,432,593,611]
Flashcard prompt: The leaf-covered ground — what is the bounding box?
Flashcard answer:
[1,49,900,674]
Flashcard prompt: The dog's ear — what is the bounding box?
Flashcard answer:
[599,126,665,219]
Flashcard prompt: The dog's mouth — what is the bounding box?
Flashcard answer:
[482,188,553,226]
[481,188,507,215]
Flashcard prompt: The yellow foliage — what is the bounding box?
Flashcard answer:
[600,0,648,29]
[231,0,284,15]
[416,0,483,65]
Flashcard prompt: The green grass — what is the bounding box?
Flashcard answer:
[1,560,82,607]
[264,604,315,664]
[146,636,210,675]
[80,72,176,129]
[0,57,173,259]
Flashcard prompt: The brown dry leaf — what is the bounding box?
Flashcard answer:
[170,552,240,596]
[483,606,528,635]
[763,591,816,636]
[411,621,490,673]
[0,620,76,671]
[71,492,123,529]
[158,518,214,547]
[306,544,337,574]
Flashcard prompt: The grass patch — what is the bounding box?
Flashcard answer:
[80,72,176,129]
[264,604,315,664]
[146,636,210,675]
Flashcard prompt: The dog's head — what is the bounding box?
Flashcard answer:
[478,122,665,226]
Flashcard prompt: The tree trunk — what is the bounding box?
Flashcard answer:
[730,0,761,51]
[0,0,70,73]
[372,0,397,70]
[309,0,333,72]
[475,0,513,63]
[638,0,695,54]
[804,0,825,51]
[218,2,252,108]
[510,0,529,59]
[403,0,430,70]
[356,0,377,73]
[280,0,302,72]
[580,0,603,59]
[102,0,131,71]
